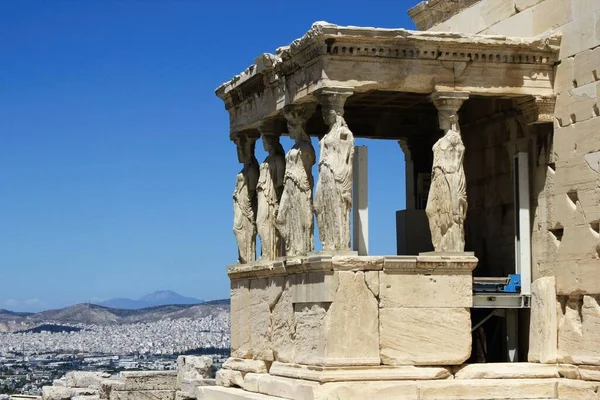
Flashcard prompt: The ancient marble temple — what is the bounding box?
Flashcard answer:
[207,2,600,398]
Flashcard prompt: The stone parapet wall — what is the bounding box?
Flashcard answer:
[228,254,477,368]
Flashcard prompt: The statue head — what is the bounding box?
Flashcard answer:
[322,107,339,127]
[438,111,459,132]
[233,134,255,164]
[262,135,284,155]
[317,89,351,127]
[286,119,301,141]
[284,106,309,143]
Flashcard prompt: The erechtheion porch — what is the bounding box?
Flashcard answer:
[210,21,567,400]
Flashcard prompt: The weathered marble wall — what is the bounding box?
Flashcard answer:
[424,0,600,366]
[226,255,476,372]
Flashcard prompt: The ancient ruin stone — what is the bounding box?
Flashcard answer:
[528,277,558,363]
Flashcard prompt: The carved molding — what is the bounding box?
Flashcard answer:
[517,95,556,125]
[216,22,560,108]
[216,22,560,134]
[408,0,481,31]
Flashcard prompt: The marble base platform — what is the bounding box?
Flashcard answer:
[200,362,600,400]
[228,253,477,367]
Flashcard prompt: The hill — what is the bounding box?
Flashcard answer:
[0,301,229,332]
[96,290,204,309]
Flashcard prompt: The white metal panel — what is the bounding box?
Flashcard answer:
[514,152,532,295]
[353,146,369,256]
[472,294,531,308]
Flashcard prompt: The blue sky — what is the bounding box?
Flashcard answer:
[0,0,416,312]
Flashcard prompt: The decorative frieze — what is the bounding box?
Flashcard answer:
[215,22,560,125]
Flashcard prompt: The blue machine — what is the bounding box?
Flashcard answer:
[473,274,521,294]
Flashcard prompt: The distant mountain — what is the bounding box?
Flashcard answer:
[0,309,33,317]
[0,301,229,332]
[96,290,204,309]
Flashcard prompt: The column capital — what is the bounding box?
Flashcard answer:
[516,95,556,125]
[430,91,470,113]
[230,130,260,141]
[431,91,469,131]
[283,102,316,124]
[258,120,277,137]
[315,87,354,114]
[398,138,412,161]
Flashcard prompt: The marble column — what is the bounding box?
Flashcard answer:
[275,103,317,256]
[426,92,469,252]
[256,124,286,261]
[398,138,416,210]
[314,87,355,252]
[232,132,259,264]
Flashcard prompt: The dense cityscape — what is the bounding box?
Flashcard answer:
[0,315,230,396]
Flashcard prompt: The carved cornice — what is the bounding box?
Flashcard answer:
[517,95,557,125]
[215,22,560,111]
[274,22,560,77]
[408,0,481,31]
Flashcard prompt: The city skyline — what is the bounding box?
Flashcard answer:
[1,0,414,312]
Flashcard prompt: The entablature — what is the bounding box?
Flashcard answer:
[215,22,561,134]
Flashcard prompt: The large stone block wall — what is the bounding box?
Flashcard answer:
[425,0,600,366]
[227,255,476,372]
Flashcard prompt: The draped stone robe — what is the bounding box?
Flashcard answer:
[275,139,316,256]
[233,159,259,264]
[314,118,354,251]
[256,151,285,260]
[425,123,467,252]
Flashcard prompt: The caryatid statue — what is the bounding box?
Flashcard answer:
[232,133,259,264]
[314,88,355,251]
[426,92,469,252]
[275,103,316,256]
[256,133,285,260]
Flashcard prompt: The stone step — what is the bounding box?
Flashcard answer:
[204,375,561,400]
[196,387,280,400]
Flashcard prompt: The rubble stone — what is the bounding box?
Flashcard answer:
[215,369,244,388]
[176,355,212,392]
